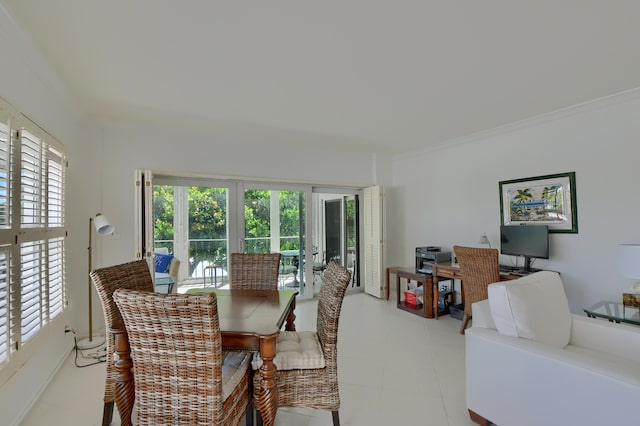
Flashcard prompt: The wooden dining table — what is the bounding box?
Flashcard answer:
[111,288,298,426]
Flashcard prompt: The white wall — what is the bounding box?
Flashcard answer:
[389,90,640,313]
[90,116,385,314]
[0,5,96,425]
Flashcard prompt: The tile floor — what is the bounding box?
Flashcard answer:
[20,291,476,426]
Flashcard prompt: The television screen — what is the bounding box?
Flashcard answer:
[500,225,549,260]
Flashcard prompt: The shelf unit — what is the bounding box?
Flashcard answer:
[387,267,434,318]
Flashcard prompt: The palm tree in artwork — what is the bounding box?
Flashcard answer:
[510,188,533,220]
[542,185,561,213]
[513,188,533,204]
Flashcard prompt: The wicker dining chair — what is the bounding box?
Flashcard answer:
[453,245,500,334]
[89,260,155,426]
[252,261,352,426]
[113,290,253,426]
[229,252,281,290]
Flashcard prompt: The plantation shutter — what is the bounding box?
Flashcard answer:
[364,185,385,298]
[0,115,10,366]
[134,170,154,271]
[0,98,67,374]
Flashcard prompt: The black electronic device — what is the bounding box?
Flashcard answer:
[500,225,549,272]
[415,247,451,274]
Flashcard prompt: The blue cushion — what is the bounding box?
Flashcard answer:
[154,253,173,273]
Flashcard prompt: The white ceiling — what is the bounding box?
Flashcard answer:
[4,1,640,153]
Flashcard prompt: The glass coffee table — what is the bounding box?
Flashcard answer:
[584,301,640,326]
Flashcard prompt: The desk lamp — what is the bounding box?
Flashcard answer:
[478,233,491,248]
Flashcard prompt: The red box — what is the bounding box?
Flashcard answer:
[404,287,424,307]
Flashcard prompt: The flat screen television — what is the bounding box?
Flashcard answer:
[500,225,549,272]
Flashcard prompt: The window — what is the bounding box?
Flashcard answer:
[0,98,67,369]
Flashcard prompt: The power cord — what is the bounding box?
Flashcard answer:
[72,333,107,368]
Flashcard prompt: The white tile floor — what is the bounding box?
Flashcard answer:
[20,292,477,426]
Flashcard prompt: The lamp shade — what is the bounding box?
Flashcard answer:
[618,244,640,279]
[478,233,491,248]
[93,214,115,236]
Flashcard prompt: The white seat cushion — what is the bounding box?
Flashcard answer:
[488,271,572,348]
[251,331,325,371]
[221,350,252,400]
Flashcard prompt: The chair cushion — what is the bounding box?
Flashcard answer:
[488,271,572,349]
[221,350,252,400]
[154,253,173,273]
[251,331,325,371]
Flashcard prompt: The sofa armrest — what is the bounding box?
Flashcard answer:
[471,299,496,330]
[466,326,640,426]
[570,314,640,362]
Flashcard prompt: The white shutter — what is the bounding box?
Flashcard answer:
[20,240,44,344]
[0,99,67,373]
[20,130,43,227]
[364,186,385,298]
[0,117,10,366]
[47,145,64,227]
[134,170,154,271]
[0,120,10,229]
[0,247,9,366]
[47,237,64,318]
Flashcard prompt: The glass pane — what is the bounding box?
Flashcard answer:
[244,189,271,253]
[188,186,228,279]
[153,184,229,289]
[244,188,306,289]
[153,185,174,252]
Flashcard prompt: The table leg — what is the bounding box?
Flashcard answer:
[433,275,440,319]
[423,275,434,319]
[255,333,279,426]
[112,324,134,426]
[386,268,390,300]
[285,298,296,331]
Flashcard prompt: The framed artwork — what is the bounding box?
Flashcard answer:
[499,172,578,233]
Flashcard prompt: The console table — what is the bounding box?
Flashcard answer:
[387,267,434,318]
[431,263,522,319]
[388,264,526,319]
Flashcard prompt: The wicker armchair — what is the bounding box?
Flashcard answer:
[253,261,351,425]
[229,252,281,290]
[453,245,500,334]
[89,260,154,426]
[113,290,253,426]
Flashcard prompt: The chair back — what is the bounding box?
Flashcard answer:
[89,260,154,402]
[316,261,352,367]
[453,246,500,317]
[113,290,235,425]
[229,252,281,290]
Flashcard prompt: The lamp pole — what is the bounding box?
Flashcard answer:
[77,214,113,350]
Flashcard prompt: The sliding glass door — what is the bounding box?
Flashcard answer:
[152,177,238,289]
[146,174,363,298]
[241,183,311,294]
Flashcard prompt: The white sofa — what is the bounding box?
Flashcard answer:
[465,271,640,426]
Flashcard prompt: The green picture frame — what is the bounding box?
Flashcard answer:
[499,172,578,234]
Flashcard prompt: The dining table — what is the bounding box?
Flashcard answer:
[111,288,298,426]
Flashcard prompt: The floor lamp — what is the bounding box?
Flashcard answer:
[76,213,115,350]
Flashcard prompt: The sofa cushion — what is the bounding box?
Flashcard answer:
[488,271,571,348]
